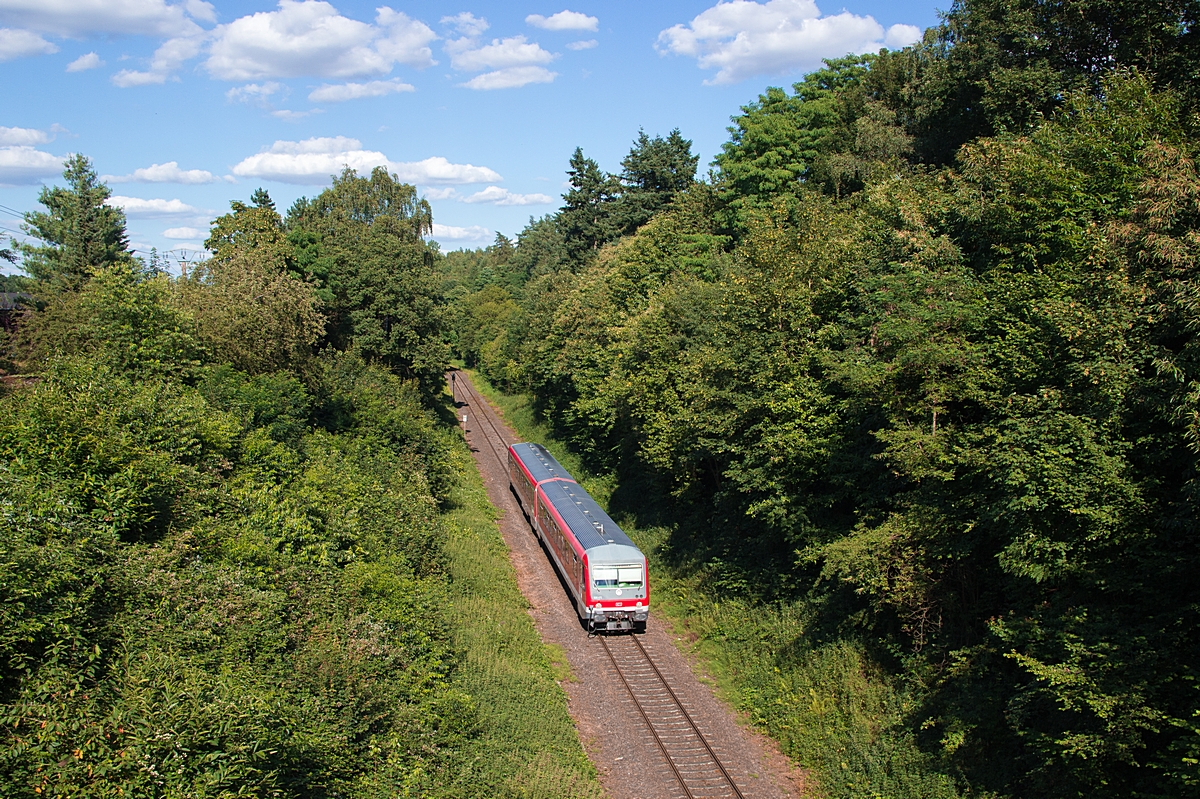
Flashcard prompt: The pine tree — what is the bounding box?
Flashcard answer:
[21,154,131,290]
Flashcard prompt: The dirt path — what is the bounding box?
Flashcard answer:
[452,372,807,799]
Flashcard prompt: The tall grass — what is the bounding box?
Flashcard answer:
[439,432,603,799]
[470,372,964,799]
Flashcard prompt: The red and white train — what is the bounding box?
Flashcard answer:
[508,442,649,632]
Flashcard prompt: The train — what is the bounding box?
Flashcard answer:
[508,442,649,632]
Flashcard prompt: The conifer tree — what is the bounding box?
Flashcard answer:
[22,154,131,290]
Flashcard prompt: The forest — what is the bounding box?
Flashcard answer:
[0,161,600,797]
[441,0,1200,797]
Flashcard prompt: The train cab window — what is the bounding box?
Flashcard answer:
[593,566,643,588]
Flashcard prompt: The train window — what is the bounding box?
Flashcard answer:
[617,567,643,587]
[593,566,643,588]
[592,568,618,587]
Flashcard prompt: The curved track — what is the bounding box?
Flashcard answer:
[448,369,747,799]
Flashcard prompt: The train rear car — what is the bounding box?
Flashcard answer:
[509,443,649,632]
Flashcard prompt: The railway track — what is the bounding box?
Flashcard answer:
[448,370,748,799]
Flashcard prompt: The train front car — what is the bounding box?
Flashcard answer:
[538,477,649,632]
[508,443,649,632]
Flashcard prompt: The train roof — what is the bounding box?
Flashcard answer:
[540,479,640,554]
[510,442,576,485]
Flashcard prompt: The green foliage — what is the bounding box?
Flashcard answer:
[20,155,131,291]
[0,162,600,796]
[22,262,204,378]
[287,167,448,394]
[456,66,1200,799]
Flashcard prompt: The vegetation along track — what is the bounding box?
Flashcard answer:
[449,369,748,799]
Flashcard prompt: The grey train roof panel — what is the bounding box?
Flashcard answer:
[511,442,575,485]
[540,479,637,552]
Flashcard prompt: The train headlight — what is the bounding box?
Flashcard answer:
[634,612,648,621]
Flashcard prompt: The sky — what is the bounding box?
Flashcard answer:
[0,0,943,269]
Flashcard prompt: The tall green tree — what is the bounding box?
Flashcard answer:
[21,154,131,290]
[612,129,699,235]
[287,167,446,393]
[560,147,622,265]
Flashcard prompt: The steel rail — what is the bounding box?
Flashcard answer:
[627,634,746,799]
[450,370,745,799]
[448,369,513,465]
[600,634,698,799]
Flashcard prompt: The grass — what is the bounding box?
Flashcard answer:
[468,371,963,799]
[440,423,604,799]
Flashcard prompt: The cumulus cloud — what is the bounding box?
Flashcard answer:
[308,77,413,102]
[112,30,206,86]
[461,186,553,206]
[460,65,556,90]
[657,0,920,85]
[231,137,502,185]
[566,39,597,50]
[205,0,435,81]
[105,161,217,184]
[0,0,210,38]
[448,34,554,71]
[431,222,492,242]
[0,28,56,61]
[526,11,598,31]
[0,125,55,145]
[0,145,64,185]
[107,195,204,217]
[885,23,922,48]
[440,11,487,37]
[422,187,458,201]
[162,226,202,238]
[66,51,102,71]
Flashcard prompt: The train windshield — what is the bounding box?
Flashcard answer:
[593,566,643,588]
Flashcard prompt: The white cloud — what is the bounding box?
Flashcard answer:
[162,226,202,238]
[566,39,597,50]
[107,195,204,217]
[0,27,56,61]
[205,0,435,81]
[657,0,912,85]
[461,186,553,206]
[226,81,282,103]
[105,161,217,184]
[884,23,922,49]
[0,0,208,38]
[308,77,414,102]
[431,222,491,242]
[461,65,556,90]
[271,108,322,120]
[448,34,554,71]
[231,137,503,185]
[0,125,52,145]
[66,51,102,71]
[526,11,598,31]
[422,187,458,201]
[440,11,487,37]
[112,30,206,86]
[0,145,64,185]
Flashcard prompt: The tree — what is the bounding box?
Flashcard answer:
[286,167,447,393]
[612,129,699,235]
[205,190,293,268]
[21,154,131,290]
[559,147,621,265]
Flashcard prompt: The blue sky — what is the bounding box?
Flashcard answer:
[0,0,943,268]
